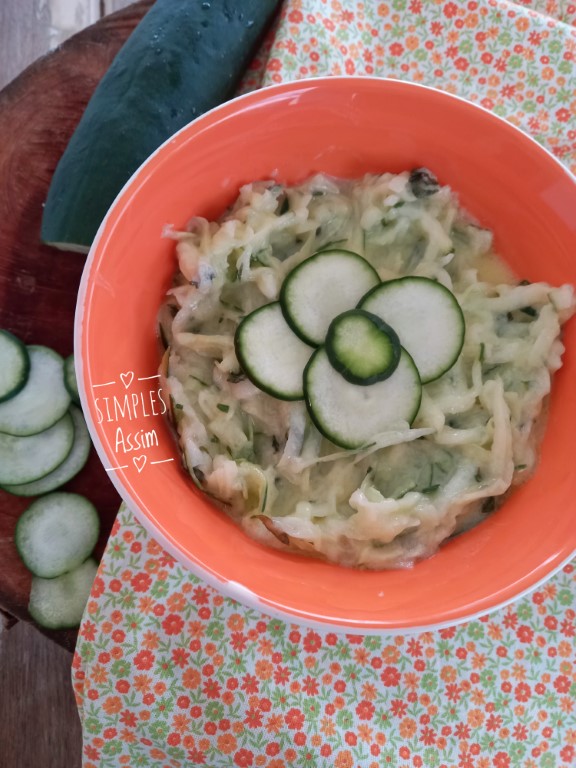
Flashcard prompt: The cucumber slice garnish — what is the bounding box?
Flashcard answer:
[63,354,80,405]
[360,276,465,384]
[325,309,401,385]
[280,249,380,346]
[0,345,71,435]
[0,330,30,403]
[304,347,422,449]
[3,406,91,496]
[235,303,313,400]
[15,492,100,579]
[28,558,98,629]
[0,411,74,485]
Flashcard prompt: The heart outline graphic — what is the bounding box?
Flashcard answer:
[133,455,147,473]
[120,371,134,389]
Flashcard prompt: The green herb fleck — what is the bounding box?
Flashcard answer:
[420,484,440,495]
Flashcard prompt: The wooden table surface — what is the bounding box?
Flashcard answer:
[0,2,136,765]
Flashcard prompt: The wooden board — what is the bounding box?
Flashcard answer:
[0,0,153,651]
[0,621,83,766]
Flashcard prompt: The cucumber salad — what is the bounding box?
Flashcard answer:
[159,169,574,569]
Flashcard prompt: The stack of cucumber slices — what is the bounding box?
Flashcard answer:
[235,249,466,449]
[0,330,99,629]
[17,495,100,630]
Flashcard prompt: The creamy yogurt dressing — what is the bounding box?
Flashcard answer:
[159,171,574,569]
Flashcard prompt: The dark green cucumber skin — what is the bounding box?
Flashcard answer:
[41,0,281,251]
[0,330,30,403]
[325,309,401,386]
[63,355,81,406]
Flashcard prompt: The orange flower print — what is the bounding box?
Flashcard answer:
[361,682,377,700]
[255,660,273,680]
[516,16,530,32]
[227,613,245,632]
[145,539,162,556]
[217,733,237,754]
[320,717,336,737]
[382,645,400,663]
[399,718,417,738]
[472,652,487,669]
[182,668,201,689]
[188,620,205,639]
[488,623,503,640]
[354,647,370,665]
[441,665,458,683]
[406,35,419,51]
[258,638,274,656]
[512,663,527,681]
[102,696,122,715]
[357,724,373,742]
[91,665,108,685]
[468,709,485,727]
[334,749,354,768]
[167,592,186,612]
[138,596,155,614]
[471,688,486,706]
[266,714,283,734]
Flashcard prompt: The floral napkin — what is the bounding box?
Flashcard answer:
[73,2,576,767]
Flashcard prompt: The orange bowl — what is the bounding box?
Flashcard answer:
[76,78,576,632]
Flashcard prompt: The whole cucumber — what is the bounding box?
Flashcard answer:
[41,0,280,253]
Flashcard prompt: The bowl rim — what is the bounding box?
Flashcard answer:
[75,76,576,633]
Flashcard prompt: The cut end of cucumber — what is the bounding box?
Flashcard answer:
[41,187,95,253]
[41,239,90,255]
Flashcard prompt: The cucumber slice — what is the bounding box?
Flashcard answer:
[28,558,99,629]
[0,411,74,485]
[360,276,465,384]
[3,406,91,496]
[0,330,30,403]
[0,345,71,435]
[325,309,401,385]
[235,303,313,400]
[304,347,422,449]
[280,249,380,346]
[15,492,100,578]
[63,354,80,405]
